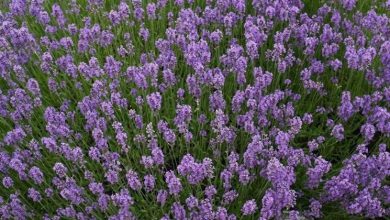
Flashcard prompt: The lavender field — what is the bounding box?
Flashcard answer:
[0,0,389,219]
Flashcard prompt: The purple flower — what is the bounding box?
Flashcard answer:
[28,188,42,202]
[222,190,238,205]
[165,171,182,196]
[178,154,214,184]
[10,0,27,16]
[104,56,122,78]
[105,169,119,184]
[143,174,156,192]
[266,158,295,188]
[163,129,176,144]
[3,127,26,145]
[171,202,186,220]
[59,178,85,205]
[0,1,388,218]
[89,182,104,195]
[111,189,134,208]
[53,163,67,178]
[238,169,251,185]
[28,166,44,185]
[289,210,301,220]
[139,27,150,42]
[260,188,296,219]
[338,91,354,121]
[307,199,322,218]
[185,40,211,69]
[210,29,223,43]
[360,123,376,141]
[331,124,345,141]
[146,3,157,19]
[342,0,357,10]
[306,157,331,189]
[146,92,162,111]
[204,185,217,199]
[162,69,176,87]
[157,190,168,205]
[186,195,199,209]
[2,177,14,188]
[126,170,142,191]
[209,90,226,111]
[26,78,41,96]
[152,147,165,165]
[241,199,257,215]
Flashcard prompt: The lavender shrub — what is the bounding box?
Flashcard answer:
[0,0,389,219]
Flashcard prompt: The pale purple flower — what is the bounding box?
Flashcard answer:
[331,124,345,141]
[242,199,257,215]
[2,177,13,188]
[165,171,182,196]
[28,166,44,185]
[147,92,162,111]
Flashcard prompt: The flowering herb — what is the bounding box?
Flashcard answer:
[0,0,389,219]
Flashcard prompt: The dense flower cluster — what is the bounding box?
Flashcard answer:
[0,0,389,219]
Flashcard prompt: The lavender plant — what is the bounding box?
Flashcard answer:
[0,0,389,219]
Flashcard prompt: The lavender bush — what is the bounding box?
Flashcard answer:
[0,0,389,219]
